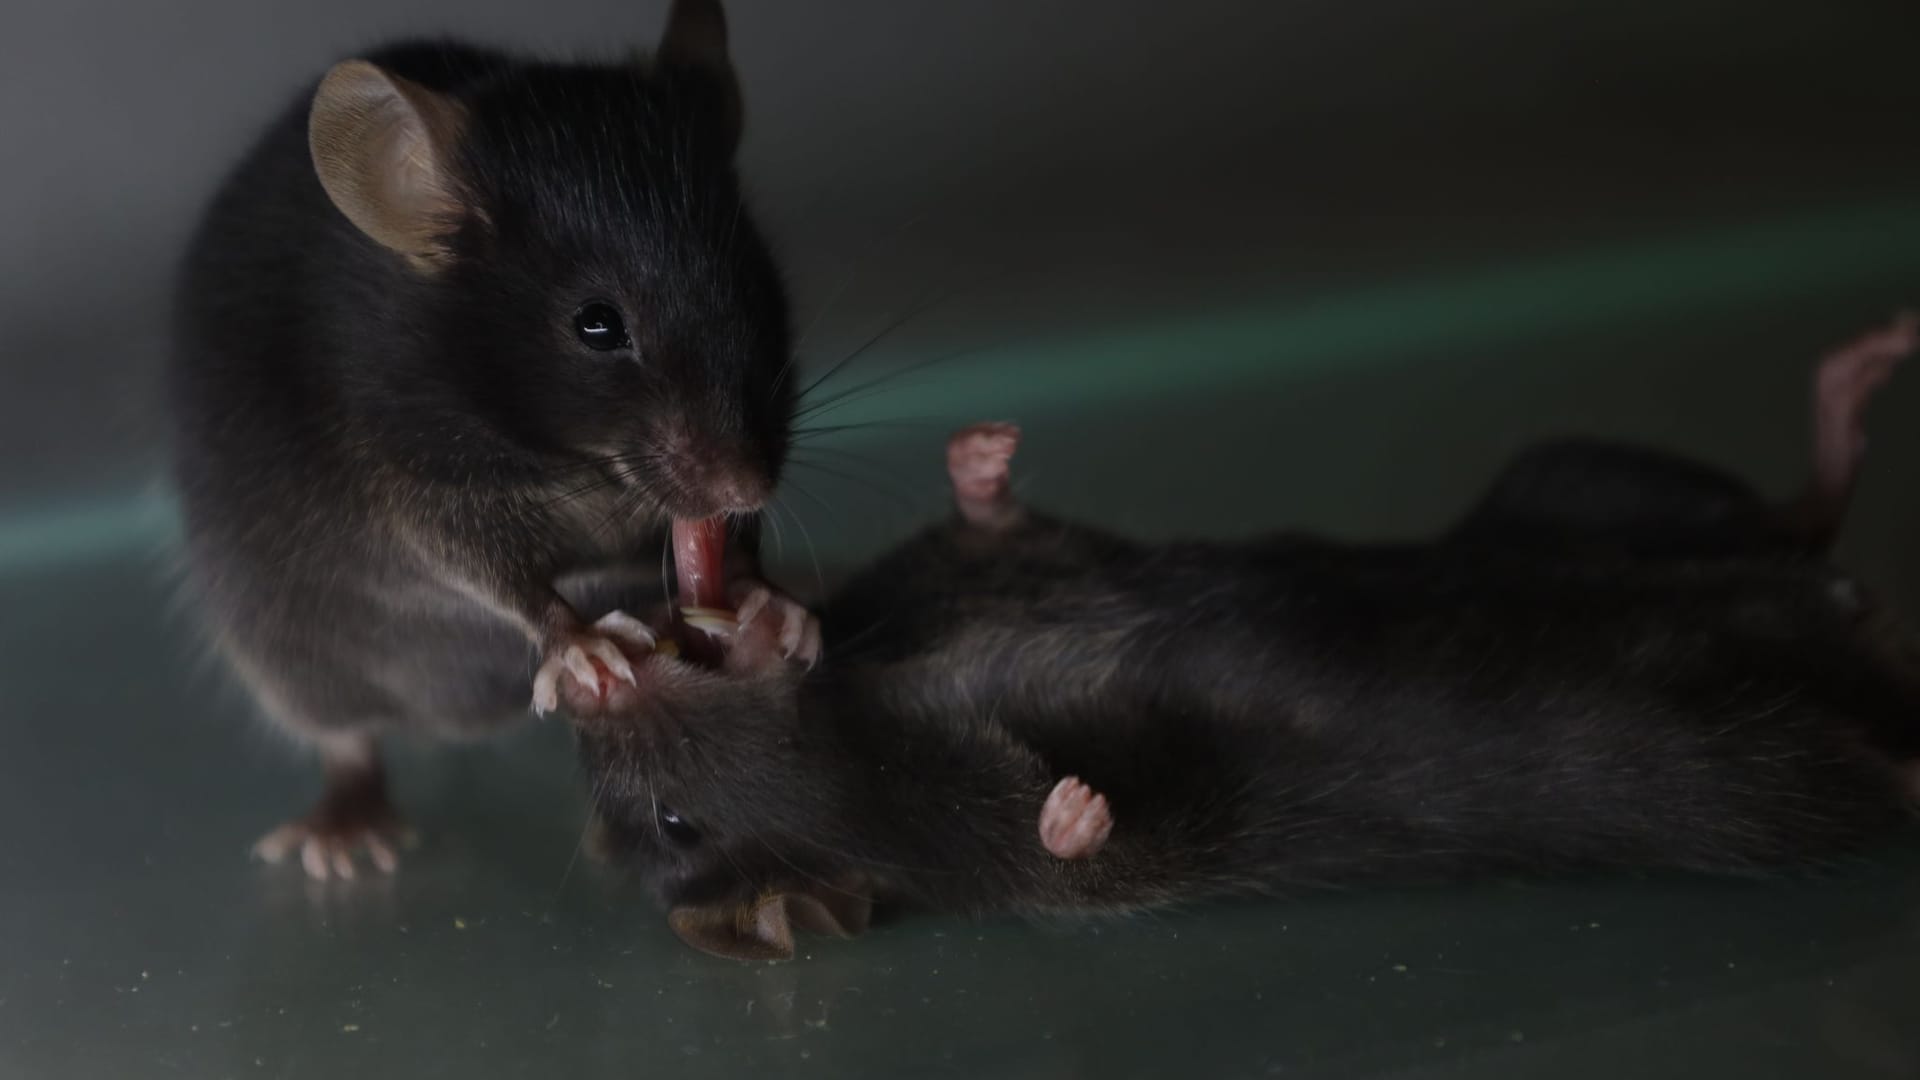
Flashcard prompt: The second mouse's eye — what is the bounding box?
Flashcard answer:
[573,301,630,351]
[658,806,700,847]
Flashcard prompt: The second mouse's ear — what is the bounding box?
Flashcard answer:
[308,60,469,270]
[782,875,874,938]
[656,0,743,154]
[669,895,798,962]
[668,876,874,962]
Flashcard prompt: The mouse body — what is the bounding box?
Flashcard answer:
[167,0,800,878]
[570,315,1920,959]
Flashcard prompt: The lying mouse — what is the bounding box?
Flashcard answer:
[567,314,1920,961]
[167,0,814,879]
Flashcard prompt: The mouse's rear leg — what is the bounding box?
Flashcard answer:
[252,730,412,880]
[1786,311,1917,546]
[948,422,1025,531]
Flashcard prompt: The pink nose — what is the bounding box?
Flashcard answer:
[673,454,769,515]
[710,471,769,512]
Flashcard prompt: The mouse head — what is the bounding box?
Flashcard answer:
[309,0,790,519]
[569,662,878,960]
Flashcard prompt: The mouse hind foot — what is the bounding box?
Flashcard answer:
[948,421,1024,531]
[1792,311,1917,543]
[253,732,414,880]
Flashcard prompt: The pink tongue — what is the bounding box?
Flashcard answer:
[671,516,730,613]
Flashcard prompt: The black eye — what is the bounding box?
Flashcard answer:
[573,301,630,351]
[658,806,700,847]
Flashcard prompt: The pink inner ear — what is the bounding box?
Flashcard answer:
[783,886,873,938]
[754,896,795,948]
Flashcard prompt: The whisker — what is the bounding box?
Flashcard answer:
[792,207,930,353]
[787,455,926,510]
[762,498,789,564]
[769,498,827,600]
[794,281,961,404]
[792,344,992,424]
[790,417,940,443]
[549,768,611,910]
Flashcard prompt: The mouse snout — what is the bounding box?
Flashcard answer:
[663,448,771,517]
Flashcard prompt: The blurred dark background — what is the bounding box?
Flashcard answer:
[5,0,1920,577]
[7,4,1920,1078]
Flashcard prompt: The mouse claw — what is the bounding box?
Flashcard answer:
[562,643,602,690]
[531,664,562,716]
[593,610,658,653]
[583,638,638,687]
[797,618,823,670]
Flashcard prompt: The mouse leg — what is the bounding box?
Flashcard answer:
[252,731,412,880]
[1788,311,1917,545]
[1039,776,1114,860]
[948,422,1025,531]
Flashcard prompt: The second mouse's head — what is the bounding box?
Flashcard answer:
[568,661,879,959]
[310,0,790,519]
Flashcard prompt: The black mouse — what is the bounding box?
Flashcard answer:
[570,314,1920,961]
[167,0,814,879]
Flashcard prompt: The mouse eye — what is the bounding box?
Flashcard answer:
[658,805,701,847]
[573,300,630,351]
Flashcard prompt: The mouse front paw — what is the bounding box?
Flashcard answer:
[724,580,822,673]
[531,611,655,715]
[1039,776,1114,860]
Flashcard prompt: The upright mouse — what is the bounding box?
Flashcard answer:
[168,0,812,879]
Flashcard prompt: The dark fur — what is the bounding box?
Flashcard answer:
[580,440,1920,922]
[169,35,791,737]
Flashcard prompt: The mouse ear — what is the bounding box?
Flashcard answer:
[656,0,743,153]
[669,895,797,962]
[308,60,469,270]
[667,876,875,962]
[783,874,874,938]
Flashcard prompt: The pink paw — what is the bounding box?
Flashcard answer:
[725,580,822,673]
[1039,776,1114,860]
[1813,311,1916,476]
[947,421,1023,530]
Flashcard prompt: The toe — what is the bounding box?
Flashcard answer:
[366,835,400,874]
[300,838,330,881]
[778,604,808,658]
[562,644,601,690]
[732,585,771,630]
[531,663,561,716]
[798,618,824,668]
[593,611,657,651]
[585,637,637,686]
[253,825,299,864]
[330,846,357,881]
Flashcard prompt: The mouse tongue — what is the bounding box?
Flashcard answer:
[672,516,730,610]
[672,517,733,665]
